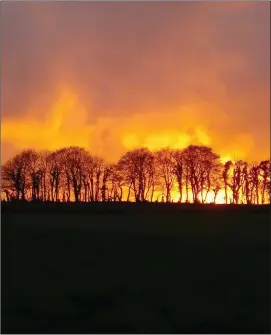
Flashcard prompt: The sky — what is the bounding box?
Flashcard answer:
[1,1,270,163]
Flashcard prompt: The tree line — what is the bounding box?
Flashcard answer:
[1,145,270,204]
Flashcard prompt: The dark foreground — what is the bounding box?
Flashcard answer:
[1,203,270,333]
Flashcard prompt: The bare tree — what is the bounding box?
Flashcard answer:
[223,161,233,204]
[22,149,44,201]
[84,155,104,202]
[210,161,224,203]
[242,162,251,204]
[182,145,220,203]
[154,148,176,202]
[57,147,90,202]
[228,161,247,204]
[1,149,37,200]
[118,148,155,202]
[2,145,270,205]
[173,150,185,203]
[259,160,270,204]
[46,151,63,202]
[38,151,52,201]
[106,164,124,202]
[249,163,260,205]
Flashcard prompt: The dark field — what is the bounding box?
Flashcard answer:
[1,203,270,333]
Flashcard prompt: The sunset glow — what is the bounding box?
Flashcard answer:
[1,2,270,205]
[2,89,269,165]
[2,4,271,335]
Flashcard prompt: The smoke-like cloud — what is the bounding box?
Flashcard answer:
[2,1,270,163]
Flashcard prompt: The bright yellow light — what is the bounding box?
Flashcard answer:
[1,88,267,167]
[220,155,232,164]
[122,134,140,149]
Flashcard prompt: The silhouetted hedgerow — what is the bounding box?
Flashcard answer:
[1,145,270,204]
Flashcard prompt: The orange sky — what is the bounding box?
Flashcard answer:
[1,2,270,164]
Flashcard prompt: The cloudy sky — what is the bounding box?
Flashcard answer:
[2,1,270,163]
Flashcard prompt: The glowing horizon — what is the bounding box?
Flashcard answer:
[2,2,270,167]
[1,89,269,165]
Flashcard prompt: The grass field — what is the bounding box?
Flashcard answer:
[1,203,270,333]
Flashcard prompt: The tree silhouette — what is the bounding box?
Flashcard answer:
[118,148,155,202]
[46,151,62,202]
[2,150,35,200]
[1,145,270,205]
[223,161,232,204]
[173,149,184,203]
[259,160,270,204]
[107,164,124,202]
[57,147,90,202]
[155,148,176,202]
[249,163,260,205]
[182,145,220,203]
[228,161,244,204]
